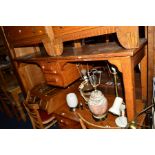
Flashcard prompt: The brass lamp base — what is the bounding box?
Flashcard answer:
[69,107,77,112]
[92,113,108,121]
[129,121,137,129]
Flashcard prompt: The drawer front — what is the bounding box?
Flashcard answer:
[44,73,64,86]
[56,115,81,129]
[4,26,46,42]
[40,61,59,74]
[39,61,80,87]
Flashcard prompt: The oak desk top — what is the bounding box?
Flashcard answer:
[15,38,147,63]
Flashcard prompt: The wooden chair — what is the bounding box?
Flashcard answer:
[0,86,14,118]
[0,61,26,121]
[7,86,26,122]
[23,92,57,129]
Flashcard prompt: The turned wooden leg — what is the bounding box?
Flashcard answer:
[140,48,148,103]
[121,57,136,122]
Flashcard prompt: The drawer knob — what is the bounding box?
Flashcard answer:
[42,65,45,69]
[61,112,65,116]
[53,70,57,74]
[60,120,64,123]
[18,30,22,33]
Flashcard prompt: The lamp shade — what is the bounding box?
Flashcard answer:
[66,93,78,108]
[109,97,123,116]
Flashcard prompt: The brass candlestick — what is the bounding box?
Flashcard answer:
[111,67,119,97]
[106,63,119,97]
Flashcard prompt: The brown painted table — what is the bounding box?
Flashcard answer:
[16,38,147,122]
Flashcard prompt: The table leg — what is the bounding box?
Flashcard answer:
[121,57,136,122]
[140,47,148,103]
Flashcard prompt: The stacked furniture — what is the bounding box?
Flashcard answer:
[2,26,148,128]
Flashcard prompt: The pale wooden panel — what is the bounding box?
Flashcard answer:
[116,26,139,49]
[14,47,36,58]
[53,26,116,42]
[18,64,45,92]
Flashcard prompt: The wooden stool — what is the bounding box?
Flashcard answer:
[7,86,26,122]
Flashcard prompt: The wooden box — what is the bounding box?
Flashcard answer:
[29,81,80,114]
[39,60,80,87]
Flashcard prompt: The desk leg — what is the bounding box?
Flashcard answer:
[140,48,147,103]
[121,57,136,122]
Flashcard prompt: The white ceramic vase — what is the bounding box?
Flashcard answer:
[66,93,78,111]
[88,90,108,120]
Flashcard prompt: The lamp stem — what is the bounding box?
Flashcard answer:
[114,73,119,97]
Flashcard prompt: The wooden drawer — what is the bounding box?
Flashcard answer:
[4,26,46,43]
[39,60,80,87]
[40,61,59,74]
[55,114,81,129]
[44,73,64,86]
